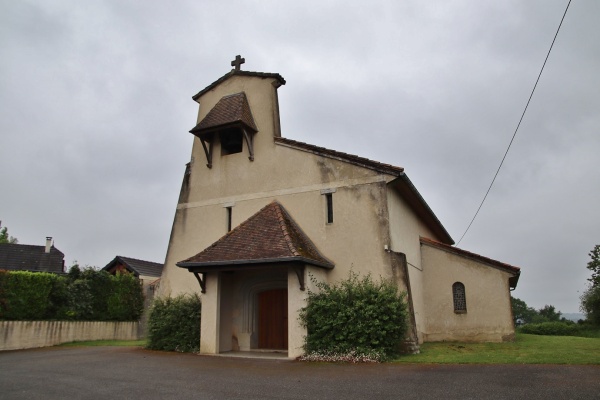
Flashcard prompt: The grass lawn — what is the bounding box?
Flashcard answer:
[60,339,147,347]
[394,333,600,364]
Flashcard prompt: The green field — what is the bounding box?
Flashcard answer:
[58,334,600,365]
[394,333,600,364]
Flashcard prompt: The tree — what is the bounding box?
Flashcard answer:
[0,224,18,244]
[510,296,538,325]
[538,304,562,322]
[586,244,600,288]
[580,244,600,326]
[580,285,600,326]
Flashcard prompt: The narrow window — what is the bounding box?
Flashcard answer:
[321,189,336,224]
[452,282,467,313]
[226,206,232,231]
[325,193,333,224]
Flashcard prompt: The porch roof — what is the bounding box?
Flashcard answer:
[177,201,334,272]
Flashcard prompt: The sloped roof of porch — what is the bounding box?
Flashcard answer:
[177,201,334,272]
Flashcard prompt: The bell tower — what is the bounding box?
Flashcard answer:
[188,56,286,169]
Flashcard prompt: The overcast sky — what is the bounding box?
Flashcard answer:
[1,0,598,313]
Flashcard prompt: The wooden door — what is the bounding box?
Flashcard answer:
[258,288,288,350]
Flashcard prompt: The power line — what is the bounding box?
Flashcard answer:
[456,0,572,247]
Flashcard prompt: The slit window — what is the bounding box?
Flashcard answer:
[226,206,232,232]
[321,189,336,224]
[326,193,333,224]
[452,282,467,313]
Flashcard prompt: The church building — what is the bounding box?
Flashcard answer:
[158,56,521,358]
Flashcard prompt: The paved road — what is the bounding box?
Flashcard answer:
[0,346,598,399]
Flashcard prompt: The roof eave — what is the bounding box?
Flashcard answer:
[420,237,521,279]
[274,137,404,177]
[509,272,520,290]
[102,256,140,277]
[192,70,286,102]
[177,256,334,272]
[190,120,258,137]
[391,174,454,245]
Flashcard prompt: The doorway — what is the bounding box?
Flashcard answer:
[257,288,288,349]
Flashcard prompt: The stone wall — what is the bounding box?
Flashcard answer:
[0,321,142,351]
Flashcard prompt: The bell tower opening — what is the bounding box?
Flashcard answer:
[219,127,244,155]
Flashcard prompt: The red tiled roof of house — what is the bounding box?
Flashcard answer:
[420,237,521,275]
[274,136,405,176]
[190,92,257,135]
[178,201,333,269]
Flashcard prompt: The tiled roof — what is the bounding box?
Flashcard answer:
[178,201,334,270]
[102,256,164,278]
[420,237,521,288]
[190,92,257,135]
[0,243,65,273]
[192,70,286,101]
[274,137,404,176]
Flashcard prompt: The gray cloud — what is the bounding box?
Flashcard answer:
[1,0,598,313]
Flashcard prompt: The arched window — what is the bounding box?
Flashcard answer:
[452,282,467,313]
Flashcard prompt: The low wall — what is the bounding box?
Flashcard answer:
[0,321,142,351]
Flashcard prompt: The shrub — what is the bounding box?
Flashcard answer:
[299,272,409,360]
[106,273,145,321]
[147,294,201,352]
[0,267,144,321]
[519,321,579,336]
[0,271,58,319]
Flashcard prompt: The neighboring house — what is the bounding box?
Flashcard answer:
[103,256,164,323]
[158,58,521,358]
[0,237,65,273]
[102,256,164,286]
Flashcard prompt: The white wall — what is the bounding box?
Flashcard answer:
[0,321,142,351]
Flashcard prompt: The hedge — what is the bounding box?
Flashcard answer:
[519,321,579,336]
[0,267,144,321]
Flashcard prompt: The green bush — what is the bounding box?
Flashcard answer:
[107,273,145,321]
[0,267,144,321]
[147,294,201,352]
[0,271,57,319]
[299,272,409,359]
[519,321,579,336]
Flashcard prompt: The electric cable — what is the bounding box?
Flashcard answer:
[456,0,572,246]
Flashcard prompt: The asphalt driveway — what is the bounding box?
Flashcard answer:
[0,346,598,399]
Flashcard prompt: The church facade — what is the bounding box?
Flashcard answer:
[158,58,520,358]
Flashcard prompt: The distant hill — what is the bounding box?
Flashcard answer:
[562,313,585,322]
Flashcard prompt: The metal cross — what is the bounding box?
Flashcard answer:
[231,55,245,71]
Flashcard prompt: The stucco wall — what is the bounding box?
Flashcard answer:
[0,321,142,351]
[386,187,438,342]
[159,72,402,298]
[420,243,515,342]
[160,150,399,297]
